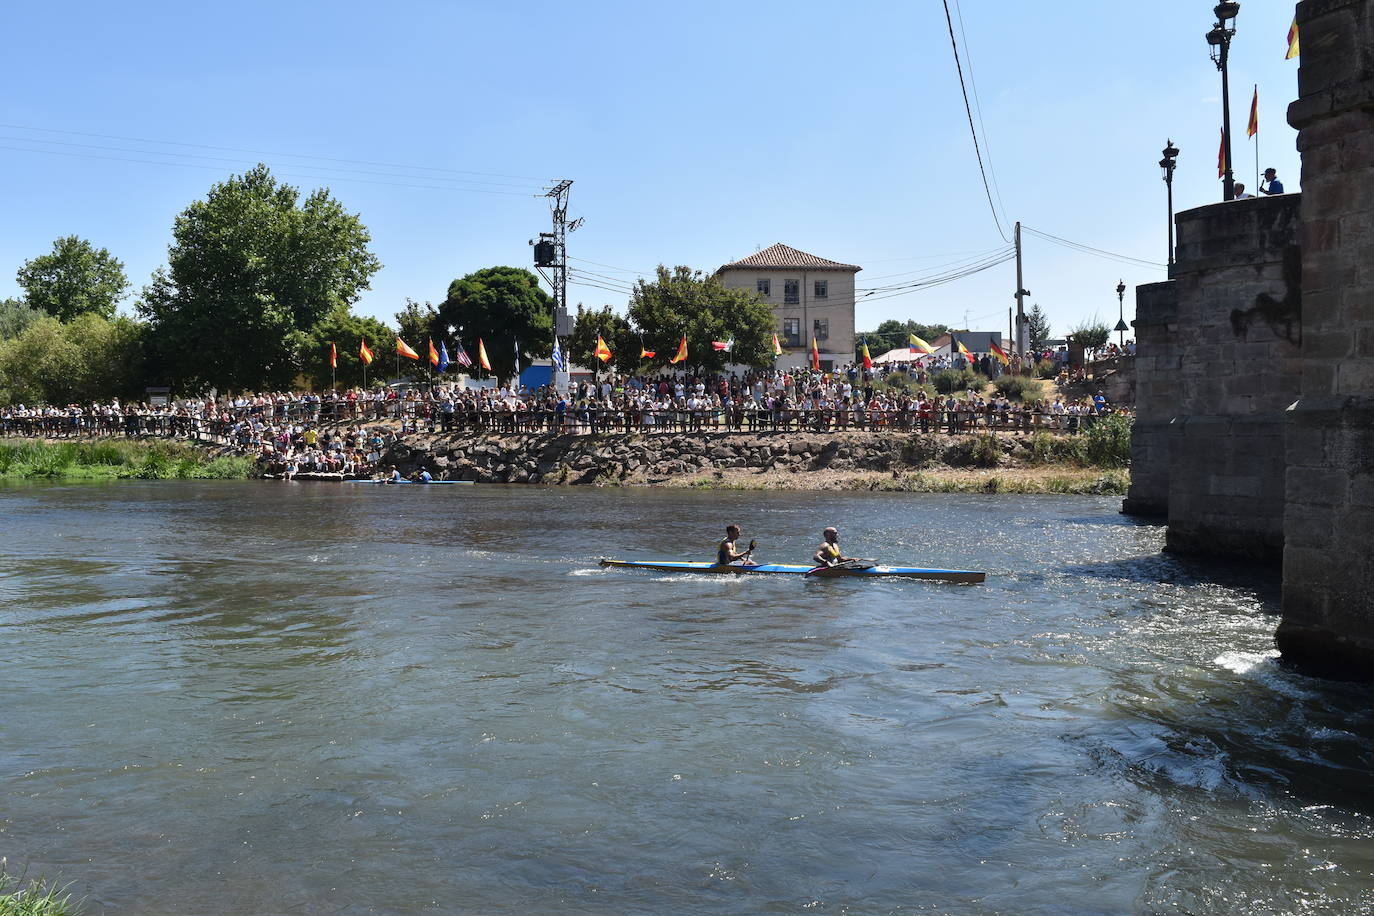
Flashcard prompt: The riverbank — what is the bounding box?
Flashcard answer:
[0,439,252,481]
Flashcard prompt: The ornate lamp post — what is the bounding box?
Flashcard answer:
[1115,280,1129,349]
[1207,3,1240,201]
[1160,140,1179,269]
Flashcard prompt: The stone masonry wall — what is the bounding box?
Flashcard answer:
[1122,280,1177,517]
[1278,0,1374,676]
[1161,195,1304,559]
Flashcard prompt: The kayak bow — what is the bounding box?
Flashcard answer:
[598,559,984,584]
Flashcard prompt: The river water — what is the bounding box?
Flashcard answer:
[1,481,1371,914]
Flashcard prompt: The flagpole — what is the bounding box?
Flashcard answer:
[1254,84,1260,192]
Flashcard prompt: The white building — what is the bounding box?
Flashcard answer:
[715,243,860,371]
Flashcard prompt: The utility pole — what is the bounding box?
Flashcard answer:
[1014,221,1031,370]
[534,179,577,390]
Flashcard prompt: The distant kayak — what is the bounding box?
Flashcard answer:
[599,559,984,584]
[345,479,474,485]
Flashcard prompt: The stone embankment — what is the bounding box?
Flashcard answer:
[379,430,1050,488]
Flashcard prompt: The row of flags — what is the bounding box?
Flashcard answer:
[332,337,486,373]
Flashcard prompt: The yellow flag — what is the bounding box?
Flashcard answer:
[595,334,612,363]
[909,333,934,355]
[1286,17,1300,59]
[670,334,688,364]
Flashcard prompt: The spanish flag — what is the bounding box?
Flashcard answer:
[397,337,420,360]
[909,332,934,355]
[989,339,1010,366]
[359,339,374,365]
[329,341,337,369]
[595,334,612,363]
[670,334,687,365]
[1286,17,1300,59]
[861,337,872,370]
[428,338,439,367]
[477,338,491,371]
[811,336,821,370]
[957,340,975,365]
[639,346,655,359]
[772,333,783,356]
[1218,127,1227,178]
[1247,85,1258,139]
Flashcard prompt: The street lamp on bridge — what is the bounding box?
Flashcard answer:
[1115,280,1128,349]
[1207,2,1240,201]
[1160,139,1179,269]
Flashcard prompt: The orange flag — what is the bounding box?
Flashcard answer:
[639,346,656,359]
[772,333,783,357]
[477,338,491,371]
[957,340,975,365]
[329,341,337,369]
[427,338,439,366]
[1286,17,1300,59]
[1247,86,1258,138]
[810,336,820,370]
[595,334,612,363]
[359,339,374,365]
[397,337,420,360]
[1217,128,1226,178]
[669,334,687,364]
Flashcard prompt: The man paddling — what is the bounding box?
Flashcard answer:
[717,524,756,566]
[813,527,857,567]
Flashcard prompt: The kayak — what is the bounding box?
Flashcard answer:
[598,559,985,584]
[345,479,474,485]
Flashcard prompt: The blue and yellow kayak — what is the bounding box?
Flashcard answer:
[344,479,474,485]
[598,559,984,584]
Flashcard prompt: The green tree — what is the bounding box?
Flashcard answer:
[1067,318,1111,355]
[627,265,775,373]
[395,298,438,355]
[0,313,146,406]
[16,235,128,322]
[0,298,40,338]
[856,318,950,359]
[569,304,637,376]
[138,164,382,392]
[1027,304,1052,351]
[435,266,552,380]
[295,307,395,391]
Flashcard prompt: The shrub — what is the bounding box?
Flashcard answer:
[992,375,1040,402]
[1081,414,1133,468]
[930,368,988,395]
[1035,359,1058,379]
[944,433,1001,468]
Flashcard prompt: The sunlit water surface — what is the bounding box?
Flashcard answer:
[1,481,1371,914]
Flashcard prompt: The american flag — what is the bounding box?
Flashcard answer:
[453,341,473,368]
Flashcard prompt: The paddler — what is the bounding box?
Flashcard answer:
[717,524,756,566]
[813,527,856,567]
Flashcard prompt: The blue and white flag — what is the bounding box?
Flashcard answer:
[437,342,450,373]
[551,338,565,372]
[513,337,520,372]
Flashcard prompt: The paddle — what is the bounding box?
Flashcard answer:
[804,557,877,577]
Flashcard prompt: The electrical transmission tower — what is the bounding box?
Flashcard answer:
[533,179,579,383]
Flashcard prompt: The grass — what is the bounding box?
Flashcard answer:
[0,439,253,481]
[851,469,1129,494]
[0,866,82,916]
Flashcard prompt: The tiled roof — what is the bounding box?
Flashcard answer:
[717,243,861,273]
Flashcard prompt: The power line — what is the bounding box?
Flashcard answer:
[953,0,1011,231]
[1021,226,1166,269]
[940,0,1009,243]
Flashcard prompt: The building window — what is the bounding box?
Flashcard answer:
[784,279,800,304]
[783,318,801,347]
[814,280,828,299]
[813,318,829,340]
[756,278,770,296]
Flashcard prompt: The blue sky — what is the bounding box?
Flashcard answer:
[1,0,1303,341]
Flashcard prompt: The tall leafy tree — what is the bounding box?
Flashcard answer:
[0,298,41,339]
[395,298,439,356]
[435,266,552,380]
[856,318,950,358]
[627,266,774,373]
[17,236,128,322]
[1027,304,1052,351]
[138,164,381,392]
[295,306,395,391]
[568,304,636,375]
[0,313,146,406]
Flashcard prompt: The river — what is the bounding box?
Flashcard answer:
[1,481,1371,913]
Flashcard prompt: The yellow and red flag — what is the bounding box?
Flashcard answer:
[1217,128,1227,178]
[428,338,439,366]
[989,339,1010,366]
[397,337,420,360]
[861,338,873,370]
[639,346,655,359]
[772,333,783,356]
[957,340,975,365]
[1247,86,1258,138]
[909,332,934,355]
[669,334,687,365]
[477,338,491,371]
[811,336,821,370]
[329,341,337,369]
[595,334,612,363]
[1286,17,1300,59]
[359,339,374,365]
